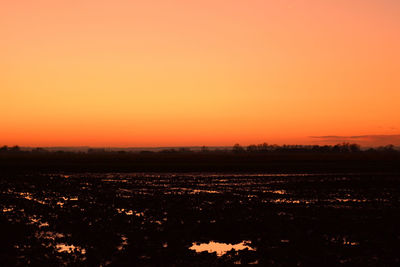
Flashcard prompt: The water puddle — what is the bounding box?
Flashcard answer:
[190,241,255,256]
[16,192,46,205]
[263,189,287,195]
[2,207,14,213]
[270,199,304,204]
[329,236,360,246]
[117,235,128,251]
[56,243,86,254]
[191,189,220,194]
[35,231,65,240]
[116,208,143,216]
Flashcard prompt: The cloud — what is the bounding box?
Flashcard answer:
[308,135,400,146]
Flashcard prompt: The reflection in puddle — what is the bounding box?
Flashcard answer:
[103,179,129,183]
[117,235,128,251]
[2,207,14,213]
[28,216,49,228]
[335,198,367,203]
[56,196,78,207]
[116,208,143,216]
[35,231,65,240]
[344,240,359,246]
[235,259,259,265]
[2,172,394,266]
[270,199,303,204]
[16,192,46,205]
[329,236,360,246]
[56,243,86,254]
[190,241,255,256]
[61,196,78,201]
[191,189,220,194]
[263,189,287,195]
[39,222,49,228]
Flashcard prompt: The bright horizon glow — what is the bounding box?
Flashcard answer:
[1,0,399,147]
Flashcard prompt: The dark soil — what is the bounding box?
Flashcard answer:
[1,172,400,266]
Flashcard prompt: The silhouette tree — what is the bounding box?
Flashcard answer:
[349,143,361,152]
[10,145,20,152]
[233,144,245,153]
[246,145,257,152]
[201,146,209,153]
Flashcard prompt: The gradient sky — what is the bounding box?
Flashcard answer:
[1,0,399,147]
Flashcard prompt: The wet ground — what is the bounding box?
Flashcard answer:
[1,172,400,266]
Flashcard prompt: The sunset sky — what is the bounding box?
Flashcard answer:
[1,0,399,147]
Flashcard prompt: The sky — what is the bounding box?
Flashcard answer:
[1,0,399,147]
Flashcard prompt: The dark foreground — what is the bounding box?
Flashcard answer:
[1,172,400,266]
[1,151,400,173]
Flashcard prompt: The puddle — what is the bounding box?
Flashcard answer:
[116,208,143,216]
[263,189,287,195]
[330,236,360,246]
[35,231,65,240]
[235,259,259,265]
[16,192,46,205]
[270,199,303,204]
[39,222,49,228]
[191,189,220,194]
[117,235,128,251]
[28,216,49,227]
[333,198,368,203]
[2,207,14,213]
[103,179,129,183]
[343,240,359,246]
[56,244,86,254]
[190,241,255,256]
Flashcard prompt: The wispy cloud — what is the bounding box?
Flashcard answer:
[308,135,400,146]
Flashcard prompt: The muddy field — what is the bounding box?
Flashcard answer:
[1,172,400,266]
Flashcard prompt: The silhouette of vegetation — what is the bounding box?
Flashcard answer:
[1,142,395,155]
[232,143,245,153]
[0,143,399,173]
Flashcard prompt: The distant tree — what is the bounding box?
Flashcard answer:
[257,143,269,152]
[349,144,361,152]
[10,145,20,152]
[332,143,351,152]
[201,146,209,153]
[341,143,351,152]
[160,149,177,153]
[246,144,257,152]
[322,145,332,152]
[32,147,47,153]
[382,144,395,152]
[178,147,191,153]
[232,144,245,153]
[88,148,106,153]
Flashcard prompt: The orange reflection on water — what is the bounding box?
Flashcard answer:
[190,241,254,256]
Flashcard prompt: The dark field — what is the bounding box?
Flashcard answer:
[1,151,400,173]
[1,172,400,266]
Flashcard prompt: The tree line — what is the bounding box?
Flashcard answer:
[0,143,398,154]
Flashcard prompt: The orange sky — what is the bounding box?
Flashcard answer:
[1,0,399,147]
